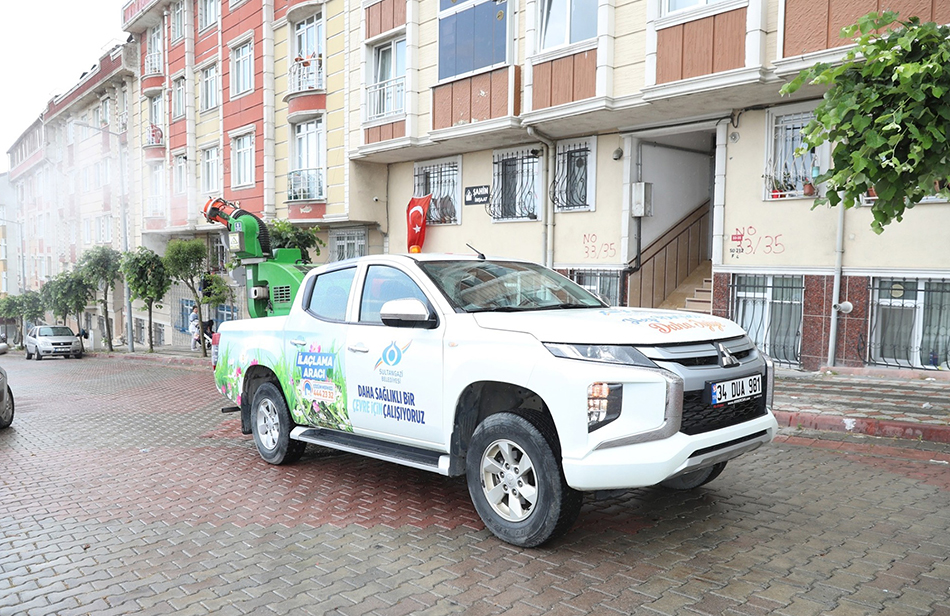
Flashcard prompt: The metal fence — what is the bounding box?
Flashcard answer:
[728,275,804,367]
[867,278,950,369]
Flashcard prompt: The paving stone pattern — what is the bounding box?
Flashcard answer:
[2,356,949,615]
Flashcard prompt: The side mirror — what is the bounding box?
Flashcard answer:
[380,298,438,329]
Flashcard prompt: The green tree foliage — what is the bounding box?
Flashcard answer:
[59,272,95,336]
[121,247,172,352]
[164,239,209,357]
[201,274,236,315]
[40,275,69,325]
[781,12,950,233]
[20,291,45,326]
[267,219,325,264]
[0,295,22,345]
[78,246,123,351]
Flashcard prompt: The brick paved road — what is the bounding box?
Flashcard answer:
[2,356,949,616]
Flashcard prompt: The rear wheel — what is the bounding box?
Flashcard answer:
[466,413,582,548]
[0,387,13,429]
[250,382,305,464]
[660,462,727,490]
[25,347,32,360]
[34,351,42,361]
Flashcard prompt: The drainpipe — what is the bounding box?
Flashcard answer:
[827,202,846,366]
[262,0,276,221]
[526,126,556,268]
[712,119,728,266]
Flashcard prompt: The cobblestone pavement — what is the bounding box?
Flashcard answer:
[2,355,950,616]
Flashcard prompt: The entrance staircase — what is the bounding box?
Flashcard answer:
[658,261,712,313]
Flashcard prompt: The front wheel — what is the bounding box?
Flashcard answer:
[466,413,582,548]
[250,382,305,464]
[25,347,32,360]
[34,351,42,361]
[660,461,727,490]
[0,387,13,429]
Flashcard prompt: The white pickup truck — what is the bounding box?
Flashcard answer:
[212,254,777,546]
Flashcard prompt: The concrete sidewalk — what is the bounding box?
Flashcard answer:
[88,345,950,444]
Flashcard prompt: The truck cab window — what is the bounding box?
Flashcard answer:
[359,265,429,324]
[306,267,356,321]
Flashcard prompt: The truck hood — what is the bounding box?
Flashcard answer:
[471,308,746,345]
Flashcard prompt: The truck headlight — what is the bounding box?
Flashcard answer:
[588,382,622,431]
[545,343,656,367]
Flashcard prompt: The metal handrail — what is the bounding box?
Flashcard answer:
[288,55,324,93]
[287,168,324,201]
[144,52,163,75]
[366,76,406,122]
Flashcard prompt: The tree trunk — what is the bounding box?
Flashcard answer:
[147,301,154,353]
[75,311,85,352]
[103,288,113,352]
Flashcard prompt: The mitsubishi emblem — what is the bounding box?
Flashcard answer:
[716,342,740,368]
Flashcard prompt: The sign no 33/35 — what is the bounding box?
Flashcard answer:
[582,233,617,259]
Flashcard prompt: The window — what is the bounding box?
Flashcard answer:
[97,215,113,244]
[289,119,324,200]
[232,133,254,188]
[84,219,92,244]
[359,266,429,324]
[488,146,542,221]
[730,275,804,367]
[199,0,218,30]
[153,322,165,346]
[232,41,253,96]
[290,15,324,92]
[664,0,726,13]
[869,278,950,369]
[570,269,621,305]
[100,98,110,125]
[414,158,460,225]
[368,39,406,121]
[171,1,184,40]
[765,106,820,200]
[201,64,218,110]
[438,0,509,81]
[329,229,367,262]
[306,268,357,321]
[538,0,597,50]
[553,137,595,211]
[149,164,165,216]
[202,146,220,193]
[172,78,185,118]
[146,26,162,74]
[174,154,187,194]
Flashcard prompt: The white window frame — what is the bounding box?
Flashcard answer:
[437,0,512,84]
[413,156,461,225]
[199,0,218,31]
[289,118,325,201]
[201,146,220,193]
[764,102,828,201]
[367,37,406,122]
[553,136,596,212]
[172,77,185,119]
[230,131,255,189]
[231,39,254,97]
[200,63,219,111]
[174,154,187,194]
[329,228,367,262]
[171,1,184,41]
[537,0,598,52]
[489,145,543,222]
[731,274,803,367]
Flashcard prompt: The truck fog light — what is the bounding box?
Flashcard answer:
[587,382,622,432]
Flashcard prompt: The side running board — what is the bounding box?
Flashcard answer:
[290,427,451,476]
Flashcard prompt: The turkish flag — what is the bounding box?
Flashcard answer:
[407,195,432,252]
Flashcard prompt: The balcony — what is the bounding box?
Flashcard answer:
[146,195,165,217]
[289,55,324,93]
[366,76,405,123]
[143,124,164,161]
[142,52,164,95]
[287,168,324,201]
[144,52,162,75]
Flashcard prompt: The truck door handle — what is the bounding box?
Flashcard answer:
[347,343,369,353]
[290,339,306,346]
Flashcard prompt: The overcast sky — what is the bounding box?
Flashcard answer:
[0,1,128,173]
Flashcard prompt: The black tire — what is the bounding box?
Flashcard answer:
[74,351,83,359]
[660,461,727,490]
[25,348,32,360]
[466,413,582,548]
[0,387,13,429]
[34,351,42,361]
[250,382,305,464]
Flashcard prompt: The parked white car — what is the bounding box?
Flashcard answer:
[25,325,84,360]
[0,366,14,429]
[212,255,778,546]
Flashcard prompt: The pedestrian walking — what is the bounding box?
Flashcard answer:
[189,306,200,351]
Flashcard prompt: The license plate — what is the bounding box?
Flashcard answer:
[710,374,762,405]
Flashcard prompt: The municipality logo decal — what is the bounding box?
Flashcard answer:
[374,341,412,370]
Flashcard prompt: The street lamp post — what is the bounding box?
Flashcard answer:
[76,123,135,353]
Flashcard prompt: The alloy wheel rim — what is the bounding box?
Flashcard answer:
[479,439,538,522]
[256,399,279,450]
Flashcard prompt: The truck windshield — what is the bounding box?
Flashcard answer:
[418,260,607,312]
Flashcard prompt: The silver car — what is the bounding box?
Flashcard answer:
[25,325,84,360]
[0,366,13,429]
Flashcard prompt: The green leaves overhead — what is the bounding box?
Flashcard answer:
[781,12,950,233]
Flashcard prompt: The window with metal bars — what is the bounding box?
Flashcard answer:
[330,228,367,262]
[729,275,803,367]
[414,158,460,225]
[764,105,819,200]
[868,278,950,369]
[553,138,595,211]
[487,147,541,221]
[569,268,621,305]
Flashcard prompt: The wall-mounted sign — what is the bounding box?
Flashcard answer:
[464,185,490,205]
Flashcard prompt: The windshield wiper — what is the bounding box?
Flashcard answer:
[471,306,533,313]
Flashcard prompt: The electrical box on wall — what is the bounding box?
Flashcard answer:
[631,182,653,217]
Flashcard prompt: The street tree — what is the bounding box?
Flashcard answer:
[781,12,950,233]
[0,295,22,345]
[121,247,172,352]
[40,275,69,325]
[267,219,325,264]
[164,239,209,357]
[19,291,45,329]
[59,271,95,337]
[78,246,123,351]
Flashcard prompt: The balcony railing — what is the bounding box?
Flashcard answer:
[147,195,165,217]
[117,111,128,131]
[145,124,164,146]
[289,55,324,93]
[144,51,163,75]
[287,168,324,201]
[366,76,405,122]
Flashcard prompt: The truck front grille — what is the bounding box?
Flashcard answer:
[680,391,767,436]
